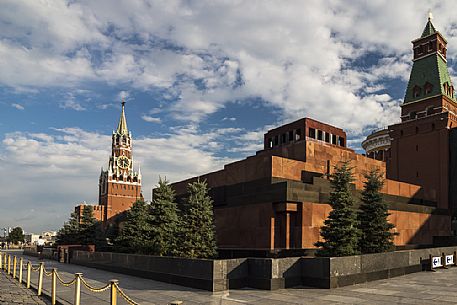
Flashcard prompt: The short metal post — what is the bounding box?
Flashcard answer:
[0,252,2,269]
[51,268,57,305]
[19,258,23,283]
[37,262,44,296]
[74,273,82,305]
[26,262,31,288]
[7,255,11,275]
[110,279,118,305]
[13,256,17,278]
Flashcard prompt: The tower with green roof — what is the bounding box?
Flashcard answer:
[388,16,457,211]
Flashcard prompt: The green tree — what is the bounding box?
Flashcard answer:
[358,170,396,254]
[315,162,360,257]
[150,177,179,256]
[180,179,217,258]
[56,212,81,245]
[8,227,24,245]
[114,200,153,254]
[79,205,98,245]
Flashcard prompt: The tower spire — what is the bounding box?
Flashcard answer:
[116,98,129,135]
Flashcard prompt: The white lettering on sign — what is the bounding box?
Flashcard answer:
[445,255,454,266]
[432,256,443,268]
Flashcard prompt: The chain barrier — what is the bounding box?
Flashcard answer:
[55,271,77,287]
[43,267,53,277]
[0,252,172,305]
[115,282,141,305]
[80,276,111,292]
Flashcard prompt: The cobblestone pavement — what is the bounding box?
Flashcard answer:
[0,270,50,305]
[6,250,457,304]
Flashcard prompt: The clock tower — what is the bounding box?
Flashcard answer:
[98,100,142,221]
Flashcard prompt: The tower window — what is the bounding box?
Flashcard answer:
[268,138,273,148]
[426,106,434,115]
[274,135,279,146]
[325,133,330,143]
[332,134,337,144]
[413,86,421,98]
[317,130,323,140]
[308,128,316,139]
[424,82,433,94]
[410,112,417,120]
[288,130,293,141]
[295,129,302,140]
[338,137,345,147]
[281,133,286,144]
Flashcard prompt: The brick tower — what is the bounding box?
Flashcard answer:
[388,15,457,209]
[98,100,142,221]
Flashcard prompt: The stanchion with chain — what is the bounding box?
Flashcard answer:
[74,273,82,305]
[18,258,23,283]
[51,268,57,305]
[26,262,31,288]
[37,262,44,296]
[7,255,11,275]
[110,279,118,305]
[12,256,17,279]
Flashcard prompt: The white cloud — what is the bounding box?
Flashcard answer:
[0,0,432,133]
[59,100,86,111]
[141,115,161,123]
[11,103,24,110]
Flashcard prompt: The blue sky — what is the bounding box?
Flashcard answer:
[0,0,455,233]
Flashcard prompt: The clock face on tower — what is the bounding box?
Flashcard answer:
[117,156,130,169]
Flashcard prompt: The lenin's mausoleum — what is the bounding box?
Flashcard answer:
[171,18,457,252]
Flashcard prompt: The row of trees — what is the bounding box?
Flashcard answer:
[315,162,396,257]
[57,178,217,259]
[115,178,217,258]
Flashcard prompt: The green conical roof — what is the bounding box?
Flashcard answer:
[116,101,129,135]
[421,19,437,38]
[404,54,455,104]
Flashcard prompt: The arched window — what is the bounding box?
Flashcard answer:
[413,85,421,98]
[424,82,433,95]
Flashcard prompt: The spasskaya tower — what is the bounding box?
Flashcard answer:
[98,99,142,221]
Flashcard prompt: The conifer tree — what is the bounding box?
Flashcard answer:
[80,205,98,245]
[180,179,217,258]
[358,170,395,253]
[315,162,360,257]
[56,212,81,245]
[150,177,179,256]
[114,200,153,254]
